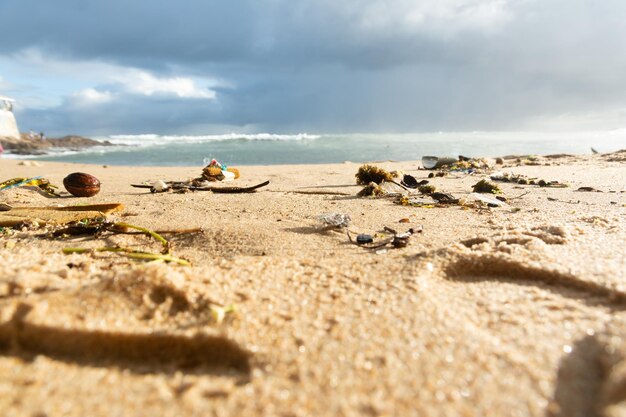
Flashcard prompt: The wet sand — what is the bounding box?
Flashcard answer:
[0,152,625,416]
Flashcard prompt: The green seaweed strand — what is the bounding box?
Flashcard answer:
[62,246,190,266]
[112,222,170,253]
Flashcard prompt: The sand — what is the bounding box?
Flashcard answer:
[0,152,625,417]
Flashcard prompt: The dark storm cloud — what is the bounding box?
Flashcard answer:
[2,0,626,134]
[0,0,460,68]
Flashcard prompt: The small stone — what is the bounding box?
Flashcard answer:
[356,234,374,245]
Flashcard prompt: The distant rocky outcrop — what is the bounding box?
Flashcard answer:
[0,134,112,155]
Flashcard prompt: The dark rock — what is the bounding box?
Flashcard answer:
[0,134,111,155]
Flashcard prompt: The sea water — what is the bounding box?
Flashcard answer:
[5,131,626,166]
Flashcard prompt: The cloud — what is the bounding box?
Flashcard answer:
[1,0,626,134]
[69,88,113,106]
[111,70,216,99]
[2,49,219,100]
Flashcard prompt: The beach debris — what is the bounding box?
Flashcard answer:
[591,147,599,154]
[397,196,436,208]
[128,158,246,192]
[576,186,602,192]
[389,228,415,248]
[602,149,626,162]
[288,190,352,196]
[348,226,420,250]
[151,180,170,193]
[62,246,190,266]
[355,164,395,185]
[399,218,410,223]
[381,226,420,248]
[202,159,240,182]
[210,304,237,325]
[490,172,568,188]
[491,172,531,184]
[468,192,507,207]
[131,180,270,194]
[355,168,413,196]
[401,174,418,188]
[430,192,459,204]
[190,180,269,193]
[537,179,568,188]
[418,184,436,195]
[400,174,428,189]
[495,157,504,165]
[422,156,457,170]
[428,172,447,178]
[1,203,122,214]
[59,220,190,265]
[0,177,60,197]
[63,172,101,197]
[318,213,351,229]
[450,157,492,172]
[472,179,501,194]
[357,182,385,197]
[114,221,171,253]
[356,234,374,245]
[0,203,124,227]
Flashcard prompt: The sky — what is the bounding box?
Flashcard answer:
[1,0,625,136]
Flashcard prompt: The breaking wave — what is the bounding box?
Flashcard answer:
[105,133,321,147]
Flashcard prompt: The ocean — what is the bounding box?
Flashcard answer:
[5,131,626,166]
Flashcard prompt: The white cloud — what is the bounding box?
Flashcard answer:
[3,48,219,107]
[70,88,113,105]
[402,0,511,32]
[295,0,511,37]
[112,70,216,99]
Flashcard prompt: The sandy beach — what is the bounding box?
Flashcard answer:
[0,152,624,416]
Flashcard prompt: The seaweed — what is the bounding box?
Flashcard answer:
[59,220,190,265]
[472,179,502,194]
[62,247,190,266]
[357,182,386,197]
[418,184,436,195]
[355,165,394,185]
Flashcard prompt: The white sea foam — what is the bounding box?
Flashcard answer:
[3,130,624,165]
[105,133,321,147]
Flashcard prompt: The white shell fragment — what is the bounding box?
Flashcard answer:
[152,180,169,192]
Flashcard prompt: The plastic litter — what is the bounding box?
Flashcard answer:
[0,177,60,197]
[469,192,508,207]
[222,170,236,182]
[318,213,351,229]
[202,159,240,182]
[422,156,457,170]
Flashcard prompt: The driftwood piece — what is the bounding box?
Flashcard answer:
[131,181,270,193]
[0,203,124,227]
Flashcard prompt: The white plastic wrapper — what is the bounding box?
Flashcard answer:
[469,192,508,207]
[318,213,351,228]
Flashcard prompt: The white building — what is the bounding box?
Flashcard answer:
[0,95,20,139]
